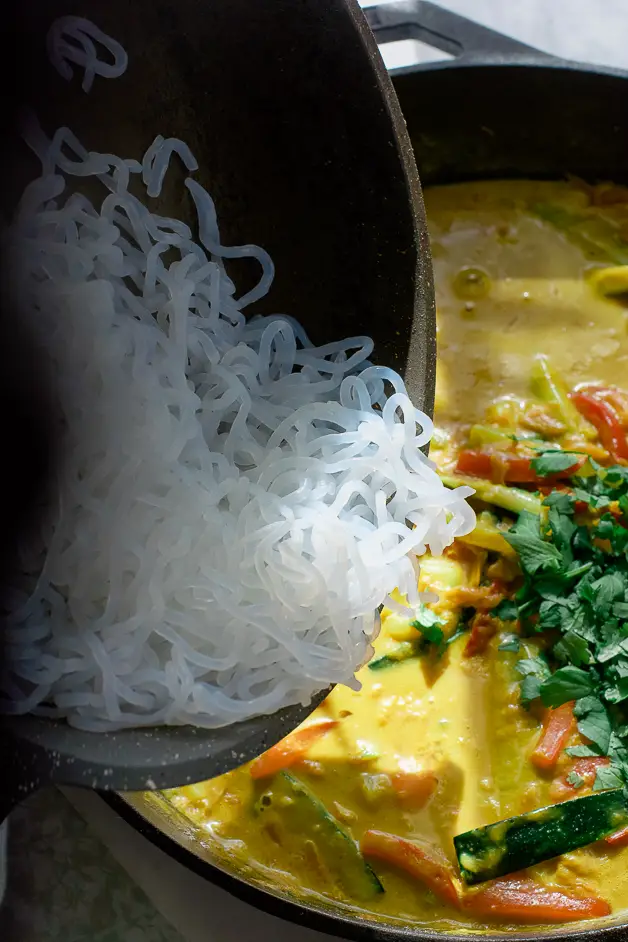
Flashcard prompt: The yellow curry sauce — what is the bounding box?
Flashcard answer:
[167,180,628,929]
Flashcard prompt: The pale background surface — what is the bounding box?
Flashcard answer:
[5,3,627,941]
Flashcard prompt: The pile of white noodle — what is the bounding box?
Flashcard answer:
[1,20,474,731]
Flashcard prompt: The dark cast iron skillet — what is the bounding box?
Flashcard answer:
[106,4,628,942]
[0,0,433,819]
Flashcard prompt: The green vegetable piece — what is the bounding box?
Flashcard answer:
[553,630,591,667]
[439,473,542,516]
[368,643,415,671]
[412,606,446,647]
[531,451,581,477]
[493,599,518,623]
[594,766,626,791]
[530,355,593,436]
[468,425,517,447]
[498,633,521,653]
[540,666,596,707]
[534,204,628,266]
[255,772,384,899]
[504,511,563,576]
[574,696,612,754]
[454,790,628,885]
[516,655,551,705]
[566,771,585,788]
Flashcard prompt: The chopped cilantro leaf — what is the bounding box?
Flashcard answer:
[553,630,591,667]
[604,676,628,704]
[566,770,585,788]
[493,599,518,622]
[566,744,603,758]
[543,491,576,514]
[413,605,445,630]
[516,656,551,705]
[594,765,626,792]
[412,606,446,648]
[540,666,596,707]
[504,512,563,575]
[531,451,581,476]
[413,622,445,647]
[572,487,611,510]
[574,696,612,754]
[470,460,628,774]
[520,675,543,703]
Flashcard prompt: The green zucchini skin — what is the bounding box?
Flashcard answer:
[368,643,415,671]
[454,789,628,885]
[255,771,384,900]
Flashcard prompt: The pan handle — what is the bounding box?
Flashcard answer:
[364,0,554,63]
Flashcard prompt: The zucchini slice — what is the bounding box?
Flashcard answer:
[454,789,628,885]
[368,643,416,670]
[255,771,384,899]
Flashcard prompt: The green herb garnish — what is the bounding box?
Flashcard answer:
[502,462,628,786]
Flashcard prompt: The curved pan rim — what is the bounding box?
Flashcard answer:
[105,791,628,942]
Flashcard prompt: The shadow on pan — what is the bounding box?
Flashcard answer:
[0,0,432,817]
[112,4,628,942]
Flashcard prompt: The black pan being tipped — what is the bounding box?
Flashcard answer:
[0,0,433,817]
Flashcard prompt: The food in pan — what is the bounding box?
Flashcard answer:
[168,179,628,928]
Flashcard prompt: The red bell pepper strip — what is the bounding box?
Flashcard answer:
[361,830,459,907]
[455,450,581,484]
[463,876,611,922]
[530,702,576,771]
[570,390,628,461]
[606,825,628,848]
[550,757,610,801]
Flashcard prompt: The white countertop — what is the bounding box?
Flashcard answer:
[6,3,628,941]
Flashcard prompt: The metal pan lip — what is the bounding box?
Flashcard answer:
[388,53,628,81]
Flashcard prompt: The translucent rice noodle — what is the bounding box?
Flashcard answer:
[1,26,474,731]
[47,16,128,93]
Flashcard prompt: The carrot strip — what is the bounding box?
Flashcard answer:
[249,719,337,779]
[391,770,438,810]
[606,825,628,848]
[530,702,575,770]
[455,450,582,484]
[463,877,611,923]
[550,757,610,801]
[361,829,459,907]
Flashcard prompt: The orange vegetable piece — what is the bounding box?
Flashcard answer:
[449,582,505,612]
[550,757,610,802]
[463,613,498,657]
[570,390,628,461]
[530,702,575,771]
[391,770,438,809]
[249,719,337,779]
[606,825,628,848]
[463,876,611,923]
[361,830,459,907]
